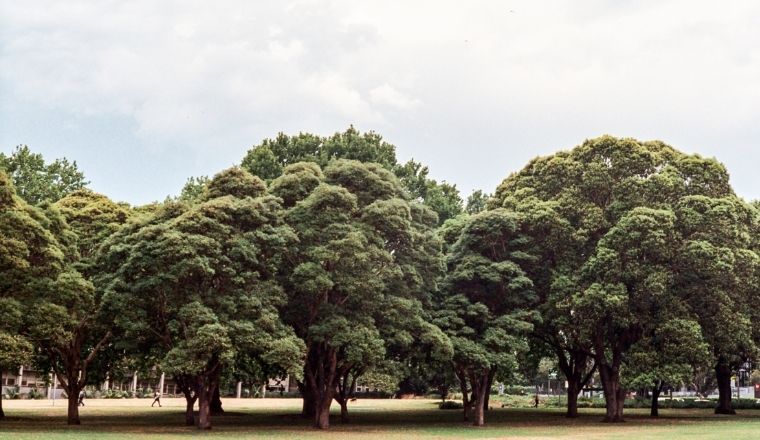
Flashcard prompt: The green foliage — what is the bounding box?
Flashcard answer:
[177,176,210,203]
[241,127,462,224]
[0,145,88,205]
[98,166,304,428]
[491,135,758,418]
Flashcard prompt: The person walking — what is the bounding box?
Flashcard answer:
[78,390,86,407]
[151,391,162,407]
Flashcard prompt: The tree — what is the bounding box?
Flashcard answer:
[0,145,88,205]
[98,167,303,429]
[0,169,87,423]
[177,176,210,204]
[465,190,490,215]
[435,209,537,426]
[270,160,446,429]
[574,207,681,422]
[672,196,760,414]
[241,127,463,224]
[491,136,747,421]
[0,170,36,418]
[625,318,710,417]
[15,189,130,425]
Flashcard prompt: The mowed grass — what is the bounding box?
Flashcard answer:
[2,398,760,439]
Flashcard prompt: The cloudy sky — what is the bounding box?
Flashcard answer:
[2,1,759,204]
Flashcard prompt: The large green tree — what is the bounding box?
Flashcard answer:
[0,145,88,205]
[491,136,754,421]
[269,160,447,429]
[435,209,536,426]
[241,127,463,223]
[98,168,303,429]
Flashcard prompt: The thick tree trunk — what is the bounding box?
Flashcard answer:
[197,382,212,430]
[182,389,197,426]
[555,347,596,419]
[298,380,316,418]
[339,399,348,423]
[714,361,736,415]
[196,371,221,430]
[598,363,625,423]
[67,386,81,425]
[210,383,224,415]
[314,389,334,430]
[470,371,490,427]
[566,380,579,418]
[305,343,339,429]
[650,381,662,417]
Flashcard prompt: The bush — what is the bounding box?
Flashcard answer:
[439,400,464,410]
[27,388,46,400]
[4,386,20,400]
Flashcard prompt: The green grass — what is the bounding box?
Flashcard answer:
[2,398,760,439]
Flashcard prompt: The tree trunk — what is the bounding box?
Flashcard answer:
[67,385,81,425]
[339,399,348,423]
[650,381,662,417]
[298,380,316,418]
[471,371,490,427]
[598,363,625,423]
[456,369,470,422]
[566,380,579,418]
[197,381,212,430]
[305,343,339,429]
[196,371,221,430]
[314,389,334,430]
[714,361,736,415]
[483,369,495,412]
[183,389,197,426]
[210,383,224,415]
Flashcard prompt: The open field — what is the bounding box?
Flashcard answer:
[2,398,760,439]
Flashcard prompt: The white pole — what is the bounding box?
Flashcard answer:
[52,374,57,406]
[236,381,242,399]
[132,371,138,397]
[158,373,165,394]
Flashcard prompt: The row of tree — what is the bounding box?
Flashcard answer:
[1,132,758,430]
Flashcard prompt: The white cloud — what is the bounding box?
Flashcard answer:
[1,0,760,203]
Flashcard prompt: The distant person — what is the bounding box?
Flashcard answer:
[152,391,162,407]
[78,390,86,407]
[534,393,539,408]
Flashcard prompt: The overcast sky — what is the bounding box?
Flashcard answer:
[2,1,759,205]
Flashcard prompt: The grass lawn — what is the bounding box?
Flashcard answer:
[2,397,760,439]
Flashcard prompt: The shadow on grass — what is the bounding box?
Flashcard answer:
[3,403,760,437]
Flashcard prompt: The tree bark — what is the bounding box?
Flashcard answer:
[210,383,224,415]
[566,380,579,418]
[598,363,625,423]
[555,347,596,419]
[714,360,736,415]
[67,384,81,425]
[182,388,197,426]
[483,369,495,412]
[470,370,490,427]
[197,377,213,430]
[305,342,339,429]
[298,380,316,418]
[196,370,221,430]
[650,381,663,417]
[456,368,470,422]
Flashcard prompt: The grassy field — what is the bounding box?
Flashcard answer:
[2,397,760,439]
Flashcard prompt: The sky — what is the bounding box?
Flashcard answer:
[1,0,759,205]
